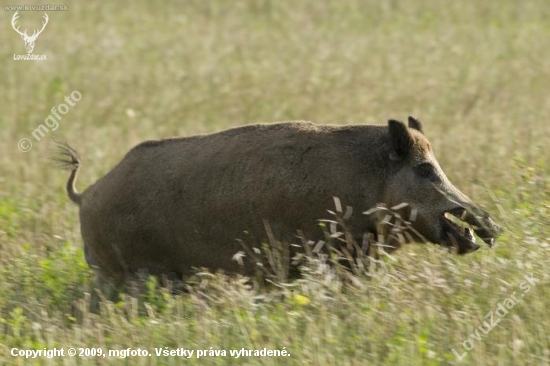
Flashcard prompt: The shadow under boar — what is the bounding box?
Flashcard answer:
[57,117,501,285]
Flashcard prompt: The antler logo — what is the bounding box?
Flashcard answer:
[11,11,49,54]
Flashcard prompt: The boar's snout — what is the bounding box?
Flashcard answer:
[440,205,502,255]
[459,205,502,245]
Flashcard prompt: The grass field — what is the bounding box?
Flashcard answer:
[1,0,549,364]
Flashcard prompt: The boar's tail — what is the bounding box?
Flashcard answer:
[52,140,82,205]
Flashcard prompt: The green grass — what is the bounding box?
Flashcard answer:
[1,0,549,364]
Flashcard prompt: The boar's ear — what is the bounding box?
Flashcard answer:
[388,119,414,160]
[408,116,423,134]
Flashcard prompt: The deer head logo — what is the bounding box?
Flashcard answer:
[11,11,49,54]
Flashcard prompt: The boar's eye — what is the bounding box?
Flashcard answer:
[416,163,439,182]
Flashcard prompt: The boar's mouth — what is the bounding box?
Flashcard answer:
[439,207,500,255]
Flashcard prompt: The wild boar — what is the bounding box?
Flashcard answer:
[57,117,501,285]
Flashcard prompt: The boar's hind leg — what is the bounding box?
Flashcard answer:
[89,269,121,313]
[83,245,123,312]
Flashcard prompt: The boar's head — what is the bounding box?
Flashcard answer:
[381,117,502,254]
